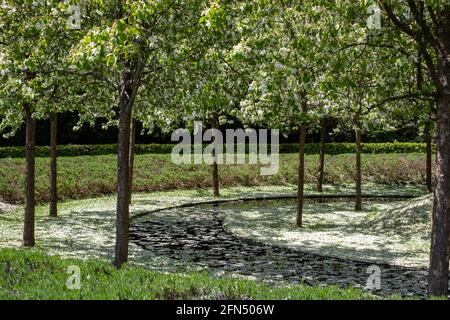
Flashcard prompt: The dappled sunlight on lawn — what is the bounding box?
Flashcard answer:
[223,196,432,268]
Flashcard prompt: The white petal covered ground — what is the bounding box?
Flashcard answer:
[0,186,310,271]
[0,184,430,270]
[0,201,16,214]
[223,194,433,268]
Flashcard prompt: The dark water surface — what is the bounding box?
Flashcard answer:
[130,198,428,297]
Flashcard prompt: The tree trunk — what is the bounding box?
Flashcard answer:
[355,127,362,211]
[211,113,220,197]
[428,92,450,297]
[49,113,58,217]
[114,95,133,269]
[317,118,326,192]
[296,123,307,227]
[114,60,144,269]
[425,120,433,193]
[417,46,433,194]
[128,119,136,205]
[427,16,450,296]
[23,104,35,246]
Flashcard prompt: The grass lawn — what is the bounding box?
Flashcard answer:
[0,248,380,300]
[0,152,430,204]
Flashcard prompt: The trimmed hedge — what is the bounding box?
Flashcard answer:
[0,142,432,158]
[286,142,433,155]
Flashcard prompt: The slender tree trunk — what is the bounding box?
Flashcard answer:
[114,61,144,269]
[427,17,450,296]
[23,104,35,246]
[355,127,362,211]
[128,119,136,205]
[428,92,450,297]
[317,118,326,192]
[114,94,133,269]
[425,120,433,193]
[210,113,220,197]
[113,0,129,269]
[296,123,307,227]
[49,113,58,217]
[417,45,433,194]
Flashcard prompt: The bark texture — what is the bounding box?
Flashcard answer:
[128,119,136,205]
[50,113,58,217]
[23,104,36,246]
[211,113,220,197]
[428,93,450,296]
[355,127,362,211]
[296,123,307,227]
[317,118,326,192]
[114,61,144,269]
[428,13,450,296]
[424,120,433,193]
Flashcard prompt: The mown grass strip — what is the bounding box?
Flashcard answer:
[0,248,386,300]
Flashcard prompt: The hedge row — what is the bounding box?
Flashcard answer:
[0,142,432,158]
[289,142,433,155]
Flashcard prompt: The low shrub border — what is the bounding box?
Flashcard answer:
[0,142,432,158]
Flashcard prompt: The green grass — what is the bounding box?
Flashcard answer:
[0,153,430,204]
[0,248,381,300]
